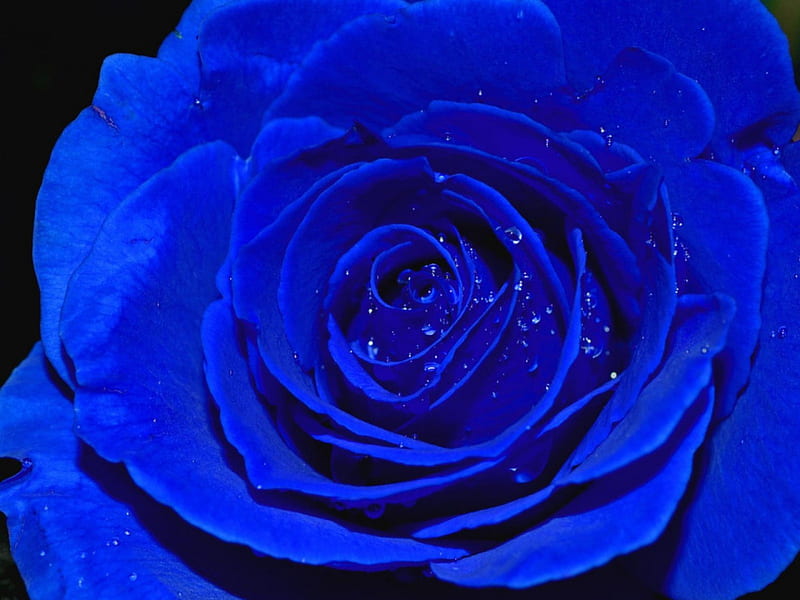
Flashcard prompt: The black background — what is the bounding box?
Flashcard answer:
[0,1,799,599]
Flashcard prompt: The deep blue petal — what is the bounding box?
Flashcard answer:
[569,47,715,168]
[249,116,346,177]
[561,293,734,483]
[195,0,406,154]
[666,160,767,417]
[637,141,800,600]
[0,346,242,599]
[280,157,439,370]
[203,299,497,505]
[268,0,565,129]
[565,246,676,467]
[541,0,800,154]
[431,387,713,588]
[34,53,206,383]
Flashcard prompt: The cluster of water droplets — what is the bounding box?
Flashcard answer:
[671,212,692,294]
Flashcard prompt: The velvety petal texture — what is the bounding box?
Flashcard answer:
[4,0,800,598]
[0,347,245,599]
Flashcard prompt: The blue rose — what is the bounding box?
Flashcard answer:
[2,0,800,598]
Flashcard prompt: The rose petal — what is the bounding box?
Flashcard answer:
[541,0,800,156]
[636,139,800,600]
[430,386,713,587]
[195,0,405,154]
[35,54,206,383]
[267,0,566,129]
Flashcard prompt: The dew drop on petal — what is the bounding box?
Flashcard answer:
[423,362,440,374]
[503,226,523,244]
[771,326,788,339]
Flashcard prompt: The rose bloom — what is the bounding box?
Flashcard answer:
[2,1,800,599]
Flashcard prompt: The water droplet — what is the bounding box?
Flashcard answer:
[107,538,120,547]
[128,572,138,582]
[531,312,542,325]
[43,504,49,511]
[662,118,671,128]
[39,550,46,557]
[515,8,525,20]
[423,362,439,374]
[603,325,611,333]
[366,338,379,359]
[544,304,554,314]
[528,357,539,373]
[610,371,618,380]
[503,226,523,244]
[476,88,484,97]
[77,577,85,588]
[79,552,87,559]
[123,529,131,537]
[443,131,455,142]
[513,280,524,291]
[771,326,788,339]
[700,346,709,354]
[435,173,447,183]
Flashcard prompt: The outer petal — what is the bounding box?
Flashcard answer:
[0,346,240,599]
[541,0,800,153]
[0,349,505,600]
[195,0,406,154]
[157,0,233,87]
[568,47,715,168]
[667,160,768,417]
[34,53,205,383]
[636,143,800,599]
[268,0,566,129]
